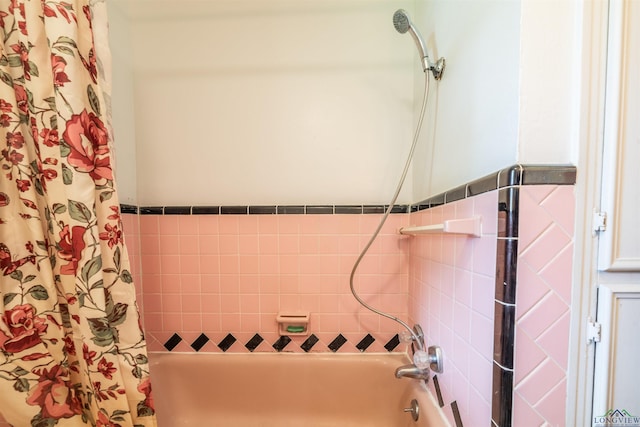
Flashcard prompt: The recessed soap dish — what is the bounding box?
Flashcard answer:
[276,312,310,336]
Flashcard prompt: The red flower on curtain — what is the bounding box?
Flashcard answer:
[63,109,113,181]
[57,224,87,275]
[137,377,154,411]
[97,357,117,379]
[99,223,122,248]
[13,84,28,114]
[26,365,82,420]
[51,54,70,87]
[0,304,48,353]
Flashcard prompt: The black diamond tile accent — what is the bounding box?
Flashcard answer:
[301,334,319,352]
[218,333,237,352]
[328,334,347,352]
[384,334,400,352]
[164,333,182,351]
[190,333,209,351]
[356,334,375,352]
[433,375,444,407]
[451,401,464,427]
[245,334,264,352]
[272,336,291,352]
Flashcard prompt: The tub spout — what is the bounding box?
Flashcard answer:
[395,364,429,380]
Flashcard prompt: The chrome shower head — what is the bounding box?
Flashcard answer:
[392,9,445,80]
[393,9,411,34]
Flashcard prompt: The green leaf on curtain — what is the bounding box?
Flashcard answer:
[52,203,67,214]
[81,255,102,283]
[30,414,56,427]
[28,285,49,300]
[99,190,112,202]
[87,85,101,115]
[33,177,44,196]
[13,378,29,393]
[7,55,21,67]
[107,302,128,326]
[28,62,39,77]
[131,365,143,379]
[26,88,35,114]
[137,402,154,417]
[43,97,57,111]
[87,317,115,347]
[120,270,133,284]
[56,36,78,48]
[59,303,72,328]
[61,164,73,184]
[113,247,121,271]
[10,270,23,281]
[50,114,58,131]
[68,200,92,223]
[23,274,36,283]
[54,45,75,57]
[12,366,29,376]
[3,293,18,305]
[90,279,104,290]
[58,140,71,157]
[134,354,148,364]
[0,71,13,87]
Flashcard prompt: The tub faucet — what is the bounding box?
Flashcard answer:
[395,364,430,380]
[395,346,444,381]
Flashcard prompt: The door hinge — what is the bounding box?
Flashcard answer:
[593,210,607,235]
[587,317,601,343]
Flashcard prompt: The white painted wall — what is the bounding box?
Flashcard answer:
[108,0,580,206]
[110,0,417,206]
[411,0,521,199]
[107,4,138,205]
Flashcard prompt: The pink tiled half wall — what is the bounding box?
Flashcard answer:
[129,213,411,353]
[409,190,498,427]
[513,185,575,426]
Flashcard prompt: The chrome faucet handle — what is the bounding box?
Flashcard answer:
[428,345,444,374]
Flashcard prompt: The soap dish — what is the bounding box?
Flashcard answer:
[276,312,310,336]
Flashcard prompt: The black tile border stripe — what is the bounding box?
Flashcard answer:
[414,164,575,212]
[123,165,574,216]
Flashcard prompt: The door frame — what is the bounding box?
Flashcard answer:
[566,0,610,425]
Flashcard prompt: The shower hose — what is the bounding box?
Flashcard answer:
[349,73,431,349]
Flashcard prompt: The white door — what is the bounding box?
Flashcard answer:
[591,0,640,425]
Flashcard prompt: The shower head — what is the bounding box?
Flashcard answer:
[392,9,445,80]
[392,9,411,34]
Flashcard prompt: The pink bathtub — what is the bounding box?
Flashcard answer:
[149,352,449,426]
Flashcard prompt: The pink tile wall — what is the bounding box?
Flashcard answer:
[513,185,575,426]
[132,213,410,353]
[408,191,498,427]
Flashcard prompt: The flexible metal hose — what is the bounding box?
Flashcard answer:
[349,74,430,350]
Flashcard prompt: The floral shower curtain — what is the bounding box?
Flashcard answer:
[0,1,156,426]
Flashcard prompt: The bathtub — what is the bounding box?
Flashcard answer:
[149,352,449,427]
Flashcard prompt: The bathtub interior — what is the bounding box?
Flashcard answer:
[148,352,449,427]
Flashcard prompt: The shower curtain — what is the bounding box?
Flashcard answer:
[0,1,156,426]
